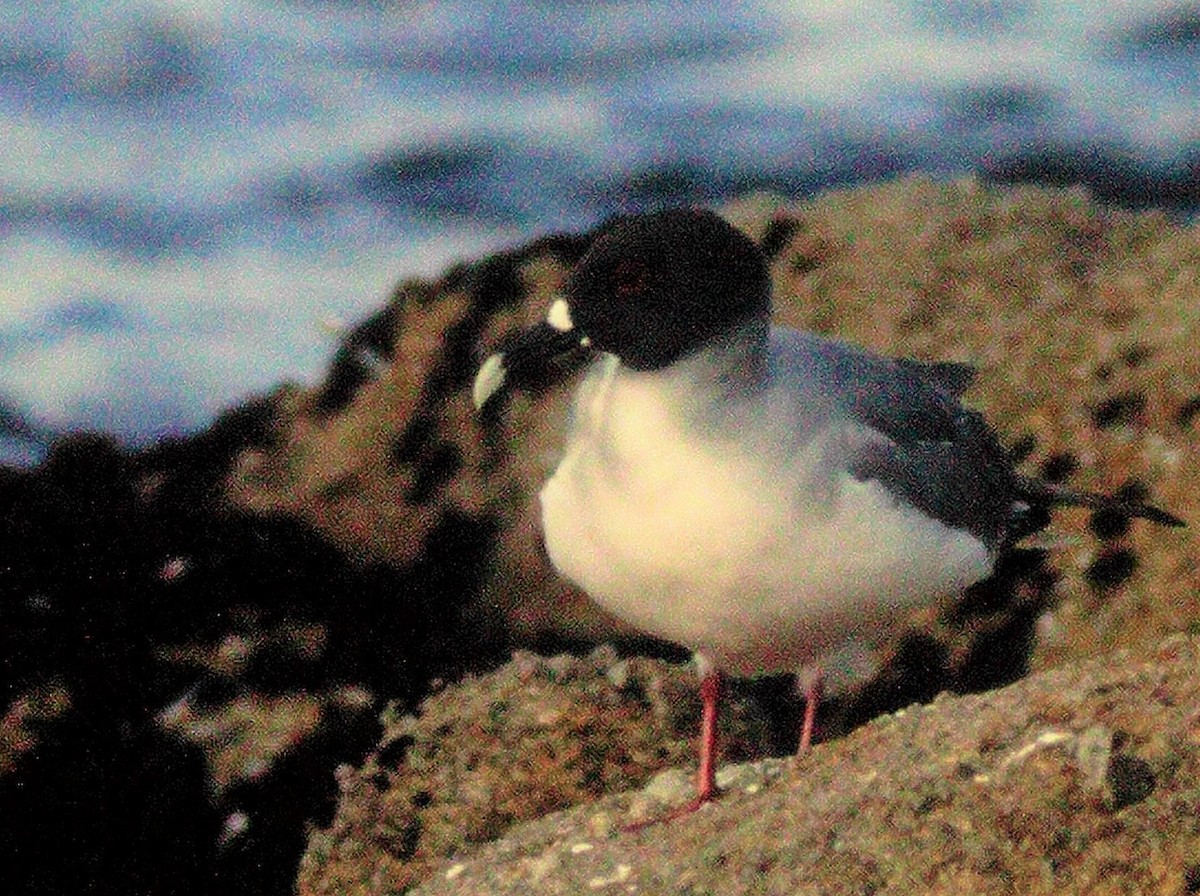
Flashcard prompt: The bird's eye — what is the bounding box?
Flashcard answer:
[614,258,649,299]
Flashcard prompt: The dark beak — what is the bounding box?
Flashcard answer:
[472,321,587,411]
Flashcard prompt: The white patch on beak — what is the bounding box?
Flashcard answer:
[472,353,508,410]
[547,298,574,333]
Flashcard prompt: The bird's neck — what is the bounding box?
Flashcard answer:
[607,317,770,431]
[673,316,770,400]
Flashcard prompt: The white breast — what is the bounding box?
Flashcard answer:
[539,351,993,680]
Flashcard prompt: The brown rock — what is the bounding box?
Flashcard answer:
[228,177,1197,674]
[408,635,1200,896]
[289,177,1198,894]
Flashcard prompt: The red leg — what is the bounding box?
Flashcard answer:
[623,664,723,831]
[694,666,722,802]
[797,666,823,754]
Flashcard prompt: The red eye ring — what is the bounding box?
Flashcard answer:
[614,258,649,299]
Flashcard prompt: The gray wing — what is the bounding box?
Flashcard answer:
[893,358,977,398]
[846,402,1023,549]
[798,336,1022,548]
[775,331,1182,547]
[825,350,976,442]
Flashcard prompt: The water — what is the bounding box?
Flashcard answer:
[2,0,1198,465]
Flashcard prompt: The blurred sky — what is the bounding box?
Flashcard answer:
[2,0,1198,464]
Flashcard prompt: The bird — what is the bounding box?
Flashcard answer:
[471,207,1184,823]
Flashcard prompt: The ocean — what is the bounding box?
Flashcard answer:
[2,0,1198,465]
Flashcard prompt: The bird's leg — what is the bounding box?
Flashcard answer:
[694,664,722,803]
[796,664,824,754]
[622,657,722,831]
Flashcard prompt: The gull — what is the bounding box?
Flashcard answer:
[472,207,1183,821]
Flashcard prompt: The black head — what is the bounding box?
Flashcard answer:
[472,208,772,411]
[564,208,772,371]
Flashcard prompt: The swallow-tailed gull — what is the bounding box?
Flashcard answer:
[472,207,1183,822]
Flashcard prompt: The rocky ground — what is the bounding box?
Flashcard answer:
[402,635,1200,896]
[2,177,1197,893]
[291,177,1200,894]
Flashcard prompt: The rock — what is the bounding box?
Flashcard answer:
[292,177,1198,894]
[5,177,1196,894]
[405,635,1200,895]
[295,648,779,895]
[228,175,1199,680]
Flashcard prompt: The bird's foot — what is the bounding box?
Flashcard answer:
[621,787,720,832]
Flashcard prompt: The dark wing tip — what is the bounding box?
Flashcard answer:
[1139,505,1187,528]
[894,358,978,397]
[1017,475,1186,529]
